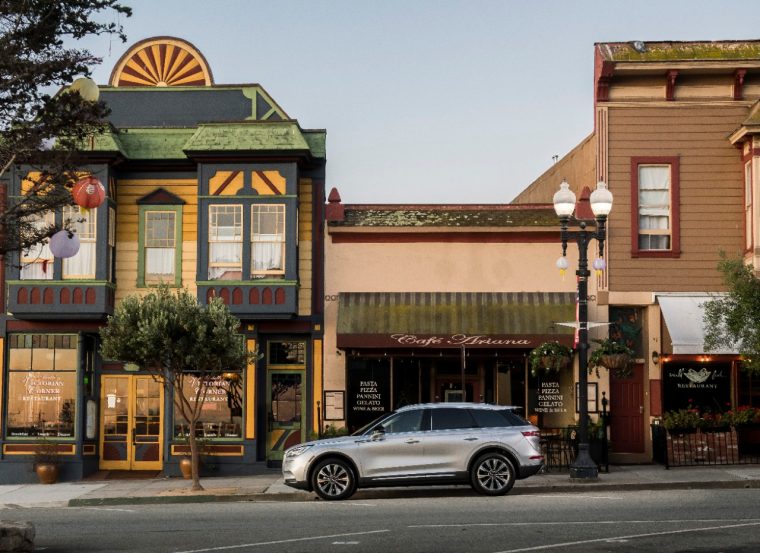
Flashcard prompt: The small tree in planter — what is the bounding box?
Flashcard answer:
[33,439,60,484]
[528,342,573,377]
[588,339,634,377]
[100,286,253,491]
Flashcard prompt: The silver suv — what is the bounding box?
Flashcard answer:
[282,402,543,500]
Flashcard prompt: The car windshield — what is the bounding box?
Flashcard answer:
[350,411,394,436]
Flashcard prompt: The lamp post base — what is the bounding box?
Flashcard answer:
[569,445,599,480]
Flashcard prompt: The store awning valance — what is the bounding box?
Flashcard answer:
[656,293,738,355]
[336,292,575,349]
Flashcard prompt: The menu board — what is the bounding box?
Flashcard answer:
[346,362,391,432]
[534,377,567,414]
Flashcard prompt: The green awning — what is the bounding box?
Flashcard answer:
[337,292,575,349]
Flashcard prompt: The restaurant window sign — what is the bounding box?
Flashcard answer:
[173,373,243,439]
[663,362,731,413]
[346,357,391,433]
[6,334,78,439]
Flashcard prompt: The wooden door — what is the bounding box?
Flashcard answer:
[610,363,645,453]
[100,375,163,470]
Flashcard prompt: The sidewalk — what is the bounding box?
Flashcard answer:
[2,464,760,509]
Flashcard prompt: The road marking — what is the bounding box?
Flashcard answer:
[174,529,389,553]
[410,519,760,529]
[332,541,360,545]
[491,521,760,553]
[69,506,136,513]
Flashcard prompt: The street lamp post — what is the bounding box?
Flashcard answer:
[552,179,613,480]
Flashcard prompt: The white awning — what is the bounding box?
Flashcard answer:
[656,293,738,355]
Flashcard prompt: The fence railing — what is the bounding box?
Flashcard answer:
[651,424,760,468]
[540,425,609,473]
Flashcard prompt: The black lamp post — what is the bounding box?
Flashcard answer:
[552,179,613,480]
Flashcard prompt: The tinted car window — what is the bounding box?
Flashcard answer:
[431,408,477,430]
[470,408,527,428]
[382,409,423,433]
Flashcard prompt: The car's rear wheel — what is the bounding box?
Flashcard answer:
[470,452,515,496]
[311,458,356,500]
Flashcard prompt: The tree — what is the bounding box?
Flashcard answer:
[0,0,131,255]
[100,286,252,490]
[703,255,760,375]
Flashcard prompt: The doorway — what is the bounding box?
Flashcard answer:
[266,370,305,463]
[610,363,645,453]
[99,375,163,470]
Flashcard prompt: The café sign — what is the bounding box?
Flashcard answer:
[337,333,572,349]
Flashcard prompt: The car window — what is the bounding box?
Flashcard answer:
[382,409,424,434]
[431,408,477,430]
[470,408,526,427]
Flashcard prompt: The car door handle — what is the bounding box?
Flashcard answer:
[464,437,479,441]
[405,439,420,444]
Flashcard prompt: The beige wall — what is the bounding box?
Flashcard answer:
[323,231,606,408]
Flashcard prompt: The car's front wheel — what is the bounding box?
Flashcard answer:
[311,457,356,500]
[470,452,516,496]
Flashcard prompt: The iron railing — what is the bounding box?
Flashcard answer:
[651,424,760,468]
[540,424,609,473]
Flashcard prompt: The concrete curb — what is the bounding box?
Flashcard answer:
[66,479,760,507]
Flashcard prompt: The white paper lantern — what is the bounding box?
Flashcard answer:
[49,230,80,258]
[69,77,100,102]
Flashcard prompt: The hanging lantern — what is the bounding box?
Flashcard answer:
[593,257,607,276]
[69,77,100,102]
[72,176,106,210]
[556,255,569,278]
[49,230,80,259]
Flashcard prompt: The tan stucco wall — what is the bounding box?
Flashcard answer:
[323,232,607,416]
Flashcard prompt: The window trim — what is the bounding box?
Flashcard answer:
[630,156,681,258]
[745,160,753,253]
[208,204,243,281]
[62,206,97,279]
[251,203,286,276]
[138,205,183,287]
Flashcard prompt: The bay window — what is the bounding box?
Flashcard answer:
[208,205,242,280]
[251,204,285,275]
[62,206,96,278]
[20,211,54,280]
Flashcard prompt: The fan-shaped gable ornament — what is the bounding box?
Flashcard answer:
[109,36,214,87]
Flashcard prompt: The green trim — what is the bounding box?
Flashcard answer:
[8,280,113,286]
[196,280,297,286]
[137,205,183,288]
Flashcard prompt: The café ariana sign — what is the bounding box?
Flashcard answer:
[337,332,569,349]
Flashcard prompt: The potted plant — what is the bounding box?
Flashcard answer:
[662,408,702,434]
[528,342,573,377]
[33,439,60,484]
[726,406,760,455]
[588,339,634,377]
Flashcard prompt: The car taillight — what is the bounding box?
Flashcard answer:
[522,430,541,437]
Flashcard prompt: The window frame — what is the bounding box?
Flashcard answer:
[138,205,183,287]
[630,157,681,258]
[251,203,286,276]
[62,205,97,279]
[207,204,243,281]
[745,160,753,253]
[20,211,55,280]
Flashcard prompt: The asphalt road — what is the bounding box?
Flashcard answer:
[5,487,760,553]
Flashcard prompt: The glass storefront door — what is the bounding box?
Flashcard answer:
[99,375,163,470]
[266,370,304,462]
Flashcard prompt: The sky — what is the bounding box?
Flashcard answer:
[75,0,760,204]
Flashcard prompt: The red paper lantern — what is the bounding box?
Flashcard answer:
[72,176,105,210]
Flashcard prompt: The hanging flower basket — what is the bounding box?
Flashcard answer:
[599,353,631,370]
[589,339,634,376]
[529,341,573,377]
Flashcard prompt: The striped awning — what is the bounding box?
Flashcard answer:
[337,292,575,349]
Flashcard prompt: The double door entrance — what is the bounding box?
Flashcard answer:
[100,375,163,470]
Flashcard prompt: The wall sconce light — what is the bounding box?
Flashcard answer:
[651,350,660,365]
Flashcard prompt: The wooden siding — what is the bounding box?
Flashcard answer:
[607,105,746,292]
[114,179,198,302]
[298,178,313,316]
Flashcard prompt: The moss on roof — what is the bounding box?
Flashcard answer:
[116,129,196,159]
[600,41,760,62]
[332,207,558,227]
[183,123,311,153]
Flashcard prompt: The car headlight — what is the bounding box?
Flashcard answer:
[285,444,313,458]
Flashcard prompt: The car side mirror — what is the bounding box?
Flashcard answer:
[370,426,386,441]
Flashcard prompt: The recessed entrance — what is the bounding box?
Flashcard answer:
[99,375,163,470]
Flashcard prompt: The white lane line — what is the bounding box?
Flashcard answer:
[174,529,389,553]
[411,519,760,528]
[492,521,760,553]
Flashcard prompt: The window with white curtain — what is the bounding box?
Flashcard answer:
[251,204,285,275]
[208,205,242,280]
[637,165,671,251]
[145,211,176,283]
[746,161,753,251]
[20,211,54,280]
[62,206,96,279]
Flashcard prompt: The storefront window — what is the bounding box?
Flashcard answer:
[173,374,243,439]
[268,341,305,365]
[6,334,78,438]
